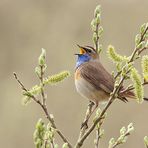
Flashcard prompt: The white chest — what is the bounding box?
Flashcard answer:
[75,77,109,103]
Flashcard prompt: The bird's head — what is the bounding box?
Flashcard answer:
[75,45,99,68]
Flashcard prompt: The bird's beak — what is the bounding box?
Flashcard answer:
[76,44,87,55]
[74,53,81,56]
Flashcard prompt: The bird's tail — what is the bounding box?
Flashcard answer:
[120,90,148,102]
[144,97,148,101]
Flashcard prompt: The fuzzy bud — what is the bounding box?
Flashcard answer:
[98,26,103,37]
[93,32,97,44]
[38,48,46,66]
[109,138,115,148]
[127,123,134,132]
[107,45,124,63]
[33,118,46,148]
[29,85,42,95]
[120,127,126,135]
[135,34,141,47]
[141,55,148,81]
[98,44,103,53]
[35,66,41,76]
[99,129,105,138]
[95,14,101,24]
[94,5,101,17]
[144,136,148,147]
[140,23,147,34]
[43,71,70,85]
[22,96,32,105]
[62,143,69,148]
[91,20,96,32]
[137,41,146,49]
[131,68,144,103]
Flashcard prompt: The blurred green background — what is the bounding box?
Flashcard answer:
[0,0,148,147]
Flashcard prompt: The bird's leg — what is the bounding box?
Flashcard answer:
[81,101,98,129]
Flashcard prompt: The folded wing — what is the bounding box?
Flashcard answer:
[79,61,114,94]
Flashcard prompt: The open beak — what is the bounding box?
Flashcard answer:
[77,44,83,48]
[75,44,86,55]
[74,53,81,55]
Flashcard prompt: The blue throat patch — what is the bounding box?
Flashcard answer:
[76,54,91,68]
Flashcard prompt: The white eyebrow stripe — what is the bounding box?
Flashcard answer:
[85,46,97,53]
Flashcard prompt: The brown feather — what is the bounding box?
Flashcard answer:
[77,60,147,103]
[78,60,114,94]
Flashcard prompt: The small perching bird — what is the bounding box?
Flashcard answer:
[74,45,147,109]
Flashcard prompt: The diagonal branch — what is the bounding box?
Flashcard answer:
[129,26,148,63]
[75,76,125,148]
[13,72,73,148]
[94,120,104,148]
[77,101,94,140]
[75,26,148,147]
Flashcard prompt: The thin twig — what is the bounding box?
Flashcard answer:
[140,26,148,43]
[112,132,130,148]
[114,71,122,80]
[13,72,73,148]
[78,101,94,140]
[138,47,147,55]
[95,130,100,148]
[95,129,100,148]
[94,120,103,148]
[50,140,55,148]
[39,65,46,106]
[13,72,42,105]
[129,26,148,63]
[95,22,100,53]
[114,26,148,80]
[44,139,48,148]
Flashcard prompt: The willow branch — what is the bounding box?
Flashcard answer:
[39,65,46,106]
[112,132,130,148]
[50,140,55,148]
[138,47,148,55]
[114,26,148,80]
[13,72,72,148]
[44,139,48,148]
[111,131,130,148]
[129,26,148,63]
[75,26,148,148]
[77,101,94,140]
[94,120,103,148]
[95,22,100,53]
[95,130,100,148]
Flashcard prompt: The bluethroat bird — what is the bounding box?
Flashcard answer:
[75,45,148,114]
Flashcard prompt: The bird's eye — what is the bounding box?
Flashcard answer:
[87,49,92,53]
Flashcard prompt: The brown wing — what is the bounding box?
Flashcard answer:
[79,61,114,94]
